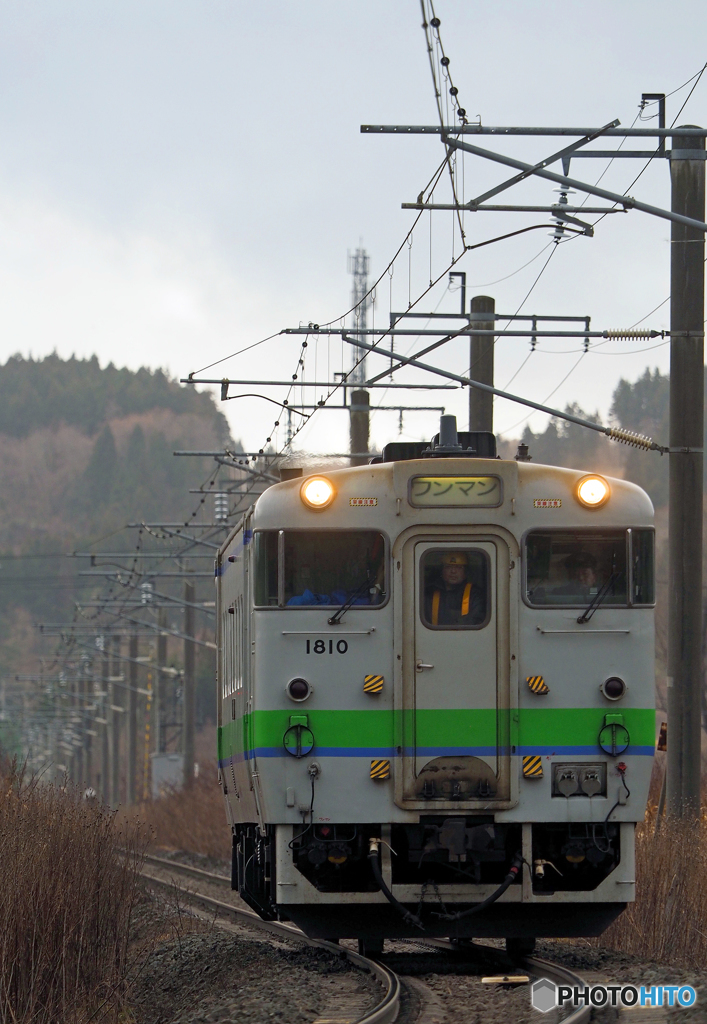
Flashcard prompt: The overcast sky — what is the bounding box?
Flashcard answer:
[0,1,704,455]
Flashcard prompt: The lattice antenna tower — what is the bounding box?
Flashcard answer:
[348,247,370,385]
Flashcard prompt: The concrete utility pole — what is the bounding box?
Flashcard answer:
[667,127,705,819]
[183,581,195,787]
[127,634,138,805]
[155,612,167,754]
[101,645,109,803]
[74,675,84,785]
[469,295,495,433]
[350,389,371,467]
[348,247,371,384]
[110,636,121,806]
[84,665,93,789]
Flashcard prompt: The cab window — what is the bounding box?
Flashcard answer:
[254,530,387,608]
[285,531,385,607]
[420,549,489,629]
[525,529,654,607]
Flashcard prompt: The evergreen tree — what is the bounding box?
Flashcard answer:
[82,425,117,506]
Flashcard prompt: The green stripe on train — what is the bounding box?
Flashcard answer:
[218,707,655,753]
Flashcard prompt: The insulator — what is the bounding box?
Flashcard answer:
[214,493,230,523]
[607,427,655,450]
[603,329,653,339]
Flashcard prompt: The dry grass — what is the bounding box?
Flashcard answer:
[0,764,146,1023]
[135,774,230,862]
[596,812,707,967]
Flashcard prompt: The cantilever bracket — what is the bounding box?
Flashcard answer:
[442,135,707,233]
[467,119,620,206]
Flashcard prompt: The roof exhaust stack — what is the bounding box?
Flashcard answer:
[438,415,460,449]
[423,414,469,458]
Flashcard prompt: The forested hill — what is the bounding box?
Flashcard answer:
[0,354,223,437]
[0,354,230,549]
[0,353,231,677]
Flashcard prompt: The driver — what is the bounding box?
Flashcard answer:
[425,551,485,626]
[558,552,599,597]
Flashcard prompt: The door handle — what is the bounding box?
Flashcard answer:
[416,660,434,672]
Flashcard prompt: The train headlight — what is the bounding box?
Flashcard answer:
[301,476,335,510]
[286,677,312,702]
[575,474,610,509]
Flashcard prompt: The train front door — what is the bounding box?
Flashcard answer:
[397,534,512,809]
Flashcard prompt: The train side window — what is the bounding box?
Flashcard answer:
[525,531,628,607]
[631,529,655,605]
[420,549,489,629]
[254,531,279,606]
[284,531,386,607]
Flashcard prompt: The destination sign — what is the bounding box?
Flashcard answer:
[409,475,502,508]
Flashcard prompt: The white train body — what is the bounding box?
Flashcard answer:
[216,440,655,943]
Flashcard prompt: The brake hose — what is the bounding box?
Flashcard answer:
[438,852,523,921]
[368,839,424,930]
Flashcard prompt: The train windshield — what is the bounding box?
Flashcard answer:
[525,529,654,608]
[254,530,386,608]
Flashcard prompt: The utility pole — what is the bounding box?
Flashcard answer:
[156,611,167,754]
[127,634,138,805]
[349,248,371,463]
[183,581,195,788]
[469,295,495,433]
[667,126,705,819]
[74,674,84,785]
[101,643,109,803]
[84,661,93,790]
[349,389,370,467]
[110,636,121,806]
[348,247,370,384]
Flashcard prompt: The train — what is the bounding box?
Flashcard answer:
[215,415,655,955]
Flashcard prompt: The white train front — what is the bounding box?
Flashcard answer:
[216,426,655,953]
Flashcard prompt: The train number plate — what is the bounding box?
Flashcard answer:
[306,638,349,654]
[409,475,502,507]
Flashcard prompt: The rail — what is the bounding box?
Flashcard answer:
[140,851,591,1023]
[138,851,400,1024]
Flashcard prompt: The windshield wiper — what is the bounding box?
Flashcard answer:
[328,572,379,625]
[577,571,622,624]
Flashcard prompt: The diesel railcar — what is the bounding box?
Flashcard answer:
[215,418,655,953]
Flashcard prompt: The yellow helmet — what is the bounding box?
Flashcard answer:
[442,551,468,566]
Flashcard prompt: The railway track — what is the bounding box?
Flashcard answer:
[138,851,592,1023]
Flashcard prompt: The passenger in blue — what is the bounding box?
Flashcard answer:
[424,551,485,627]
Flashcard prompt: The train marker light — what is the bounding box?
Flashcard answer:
[575,474,610,508]
[286,677,312,702]
[301,476,335,510]
[601,676,627,701]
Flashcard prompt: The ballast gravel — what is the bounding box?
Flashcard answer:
[129,930,380,1024]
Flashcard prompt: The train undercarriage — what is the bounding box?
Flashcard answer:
[232,818,625,944]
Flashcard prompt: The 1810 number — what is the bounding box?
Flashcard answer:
[306,638,349,654]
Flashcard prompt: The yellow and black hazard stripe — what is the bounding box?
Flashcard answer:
[522,755,543,778]
[370,759,391,780]
[526,675,549,695]
[363,674,384,694]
